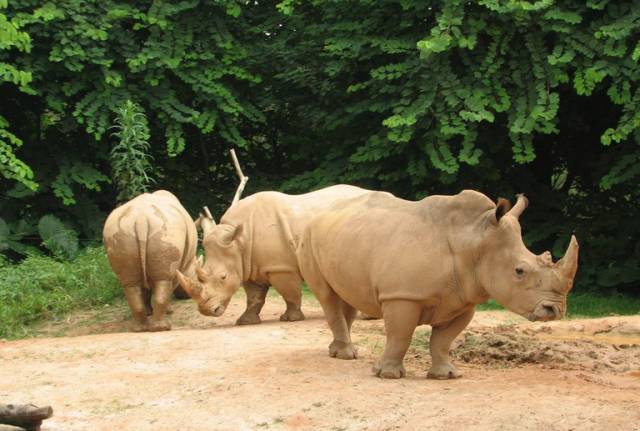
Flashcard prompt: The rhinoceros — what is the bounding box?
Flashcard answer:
[103,190,199,332]
[175,185,374,325]
[296,190,579,379]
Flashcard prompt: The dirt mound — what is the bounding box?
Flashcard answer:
[452,319,640,373]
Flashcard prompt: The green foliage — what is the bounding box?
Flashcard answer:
[0,246,121,339]
[110,100,153,202]
[0,0,36,190]
[0,0,639,297]
[37,214,79,260]
[264,0,640,294]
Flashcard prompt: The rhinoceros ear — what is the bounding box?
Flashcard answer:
[494,198,512,223]
[219,224,243,246]
[176,270,202,299]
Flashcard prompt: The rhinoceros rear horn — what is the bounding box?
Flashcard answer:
[554,235,579,290]
[176,270,203,300]
[507,194,529,219]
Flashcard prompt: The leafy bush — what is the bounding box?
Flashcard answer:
[37,214,79,259]
[0,246,121,339]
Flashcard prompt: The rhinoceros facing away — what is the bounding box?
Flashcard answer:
[175,185,375,325]
[296,190,579,379]
[103,190,198,332]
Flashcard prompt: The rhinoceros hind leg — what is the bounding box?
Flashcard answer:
[236,283,268,325]
[148,280,173,331]
[427,307,474,380]
[124,285,149,332]
[374,300,423,379]
[269,274,305,323]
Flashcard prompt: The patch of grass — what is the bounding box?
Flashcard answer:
[477,299,504,311]
[0,246,122,339]
[476,293,640,318]
[566,292,640,318]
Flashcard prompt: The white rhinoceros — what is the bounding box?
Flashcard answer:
[175,184,375,325]
[296,190,579,379]
[103,190,199,332]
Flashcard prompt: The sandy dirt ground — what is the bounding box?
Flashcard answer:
[1,293,639,431]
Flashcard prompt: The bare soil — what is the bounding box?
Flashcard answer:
[1,293,639,431]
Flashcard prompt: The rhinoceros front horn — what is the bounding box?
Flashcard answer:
[554,235,579,291]
[176,270,203,300]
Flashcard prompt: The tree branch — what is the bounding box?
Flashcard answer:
[230,149,249,205]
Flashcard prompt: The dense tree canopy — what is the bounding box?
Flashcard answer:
[0,0,639,294]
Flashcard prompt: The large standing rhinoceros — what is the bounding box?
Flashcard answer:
[296,190,579,379]
[103,190,199,332]
[175,185,375,325]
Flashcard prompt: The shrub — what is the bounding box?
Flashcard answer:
[0,246,121,339]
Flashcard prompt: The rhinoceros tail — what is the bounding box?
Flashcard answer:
[134,214,150,289]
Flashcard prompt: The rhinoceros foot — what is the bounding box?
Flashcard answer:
[280,309,305,322]
[130,320,149,333]
[148,318,172,332]
[427,363,462,380]
[329,340,357,360]
[373,360,406,379]
[236,312,262,326]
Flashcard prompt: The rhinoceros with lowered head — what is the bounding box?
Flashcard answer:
[296,190,579,379]
[175,185,375,325]
[103,190,199,332]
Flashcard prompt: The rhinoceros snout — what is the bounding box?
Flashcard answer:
[198,304,226,317]
[529,301,562,322]
[212,305,226,317]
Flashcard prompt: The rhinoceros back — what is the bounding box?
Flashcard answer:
[103,191,196,288]
[219,185,373,281]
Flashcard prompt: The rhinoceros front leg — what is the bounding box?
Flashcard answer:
[148,280,173,332]
[236,283,269,325]
[373,300,422,379]
[269,273,305,322]
[427,307,474,380]
[123,285,149,332]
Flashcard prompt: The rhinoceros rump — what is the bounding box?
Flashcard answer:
[296,190,579,379]
[103,190,198,332]
[176,185,375,325]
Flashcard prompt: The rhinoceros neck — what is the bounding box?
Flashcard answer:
[444,234,491,307]
[413,193,494,307]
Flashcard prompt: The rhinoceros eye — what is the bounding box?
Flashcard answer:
[220,273,228,280]
[515,267,525,276]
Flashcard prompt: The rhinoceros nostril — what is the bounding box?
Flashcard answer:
[542,304,556,318]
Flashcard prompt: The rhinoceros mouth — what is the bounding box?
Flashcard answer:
[528,301,562,322]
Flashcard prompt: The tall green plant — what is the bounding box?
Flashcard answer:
[110,100,154,202]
